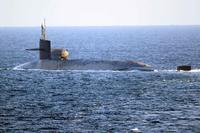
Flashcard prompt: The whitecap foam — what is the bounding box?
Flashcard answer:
[13,67,142,73]
[154,69,200,73]
[0,68,11,71]
[130,128,141,132]
[13,62,31,70]
[154,69,177,73]
[13,63,149,73]
[13,62,200,74]
[13,61,153,73]
[187,69,200,73]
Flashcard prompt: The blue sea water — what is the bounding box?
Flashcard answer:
[1,26,200,132]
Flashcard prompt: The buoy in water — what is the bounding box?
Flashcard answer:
[177,65,191,71]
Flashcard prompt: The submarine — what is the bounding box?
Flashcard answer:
[20,21,153,71]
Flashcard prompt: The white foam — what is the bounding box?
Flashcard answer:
[130,128,141,132]
[13,62,151,73]
[154,69,200,73]
[14,61,200,73]
[154,69,176,73]
[13,67,142,73]
[13,62,31,70]
[187,69,200,73]
[0,68,9,70]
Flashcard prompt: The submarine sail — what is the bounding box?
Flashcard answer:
[39,39,51,60]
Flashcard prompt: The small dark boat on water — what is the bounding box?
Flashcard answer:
[177,65,192,71]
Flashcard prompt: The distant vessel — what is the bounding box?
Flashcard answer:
[22,21,153,71]
[177,65,191,71]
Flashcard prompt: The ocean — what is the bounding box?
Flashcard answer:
[1,26,200,132]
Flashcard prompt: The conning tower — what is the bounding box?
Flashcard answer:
[39,21,51,60]
[26,20,69,60]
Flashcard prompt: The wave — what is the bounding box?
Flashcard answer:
[12,60,153,72]
[0,68,11,71]
[154,69,200,73]
[13,66,147,73]
[13,62,31,70]
[13,62,200,73]
[13,63,150,73]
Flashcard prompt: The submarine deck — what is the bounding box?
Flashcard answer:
[18,59,153,71]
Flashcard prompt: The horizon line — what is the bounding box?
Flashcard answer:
[0,24,200,28]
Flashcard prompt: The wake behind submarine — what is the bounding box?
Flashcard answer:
[20,22,153,71]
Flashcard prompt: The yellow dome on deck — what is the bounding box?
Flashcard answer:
[61,49,69,60]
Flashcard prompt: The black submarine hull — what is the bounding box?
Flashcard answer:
[18,59,153,71]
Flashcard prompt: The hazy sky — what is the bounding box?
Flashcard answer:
[0,0,200,26]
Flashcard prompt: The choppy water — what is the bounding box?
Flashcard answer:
[1,26,200,132]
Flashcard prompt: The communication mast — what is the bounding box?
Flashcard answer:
[41,19,46,40]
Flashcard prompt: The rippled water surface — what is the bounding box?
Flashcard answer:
[1,26,200,132]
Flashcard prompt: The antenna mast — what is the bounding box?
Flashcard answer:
[41,19,46,40]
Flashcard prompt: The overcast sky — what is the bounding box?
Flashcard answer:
[0,0,200,26]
